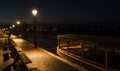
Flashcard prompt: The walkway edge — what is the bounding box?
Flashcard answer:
[39,48,88,71]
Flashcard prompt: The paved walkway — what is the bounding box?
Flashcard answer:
[12,37,88,71]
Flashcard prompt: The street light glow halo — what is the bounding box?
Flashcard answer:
[10,26,12,29]
[12,25,15,28]
[17,21,20,25]
[32,9,38,16]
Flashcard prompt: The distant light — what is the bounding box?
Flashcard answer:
[5,28,8,30]
[32,9,38,16]
[17,21,20,25]
[10,26,12,29]
[3,29,5,30]
[19,34,22,37]
[12,25,15,28]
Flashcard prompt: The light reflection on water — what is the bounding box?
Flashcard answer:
[22,34,58,53]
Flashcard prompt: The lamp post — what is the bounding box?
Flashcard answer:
[16,21,21,31]
[32,9,38,48]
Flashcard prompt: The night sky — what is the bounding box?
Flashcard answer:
[0,0,117,25]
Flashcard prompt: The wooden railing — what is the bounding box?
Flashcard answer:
[57,47,118,71]
[8,37,38,71]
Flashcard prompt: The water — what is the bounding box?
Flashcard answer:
[22,35,58,54]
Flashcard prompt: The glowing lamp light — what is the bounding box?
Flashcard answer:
[32,9,38,16]
[10,26,12,29]
[12,25,15,28]
[17,21,20,25]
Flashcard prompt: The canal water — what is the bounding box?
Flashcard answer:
[22,35,58,54]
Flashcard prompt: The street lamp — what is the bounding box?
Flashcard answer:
[32,9,38,48]
[17,21,20,25]
[32,9,38,16]
[16,21,21,32]
[10,26,12,29]
[12,25,15,28]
